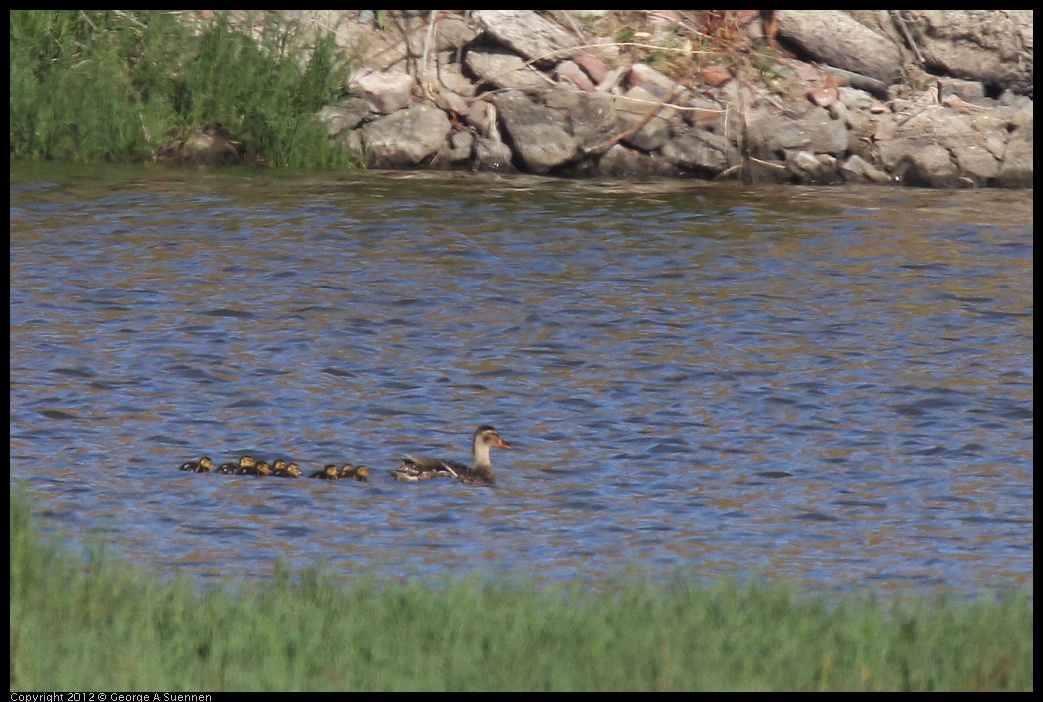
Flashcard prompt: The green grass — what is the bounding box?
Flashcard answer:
[10,490,1033,691]
[9,10,357,167]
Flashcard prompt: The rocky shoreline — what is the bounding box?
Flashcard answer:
[180,11,1034,189]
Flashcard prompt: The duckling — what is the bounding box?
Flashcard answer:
[341,464,370,482]
[272,462,301,478]
[180,456,215,473]
[271,459,289,473]
[311,464,341,480]
[218,455,255,474]
[243,460,271,476]
[234,457,266,475]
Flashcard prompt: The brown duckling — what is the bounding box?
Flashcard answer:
[272,462,301,478]
[311,464,342,480]
[392,425,512,485]
[340,464,371,482]
[180,456,215,473]
[218,455,255,474]
[243,460,271,476]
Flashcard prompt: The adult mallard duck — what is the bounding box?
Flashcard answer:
[180,456,215,473]
[392,425,512,485]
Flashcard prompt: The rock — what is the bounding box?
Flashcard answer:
[439,130,474,166]
[434,89,470,118]
[775,10,902,84]
[627,63,685,102]
[937,77,988,104]
[474,10,579,67]
[554,60,596,91]
[804,108,849,154]
[614,86,678,152]
[952,143,1001,185]
[840,154,893,184]
[491,90,579,173]
[892,143,960,187]
[544,89,616,153]
[808,88,838,108]
[574,54,607,84]
[465,47,551,92]
[595,65,628,93]
[474,136,516,172]
[748,113,809,158]
[598,144,678,178]
[994,129,1033,188]
[168,11,1032,187]
[837,86,875,111]
[316,96,373,136]
[661,128,738,176]
[900,11,1033,97]
[353,12,479,72]
[429,13,481,52]
[362,103,451,168]
[700,66,733,87]
[464,99,497,133]
[435,55,477,97]
[684,98,727,129]
[351,68,415,114]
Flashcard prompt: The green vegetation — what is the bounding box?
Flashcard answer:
[9,10,357,167]
[10,490,1032,691]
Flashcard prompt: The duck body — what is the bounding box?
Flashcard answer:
[311,464,341,480]
[242,460,270,476]
[341,464,370,482]
[392,425,511,485]
[218,455,255,474]
[180,456,214,473]
[272,463,302,478]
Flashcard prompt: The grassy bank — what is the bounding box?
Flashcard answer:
[10,491,1032,691]
[9,10,355,167]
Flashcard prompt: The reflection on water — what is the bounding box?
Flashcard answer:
[9,164,1033,595]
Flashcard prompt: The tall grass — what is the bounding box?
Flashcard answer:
[9,10,356,167]
[10,490,1032,691]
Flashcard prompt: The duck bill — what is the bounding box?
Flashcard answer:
[497,438,513,450]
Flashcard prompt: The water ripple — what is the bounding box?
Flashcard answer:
[9,167,1033,596]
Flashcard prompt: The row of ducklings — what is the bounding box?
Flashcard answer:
[180,455,370,482]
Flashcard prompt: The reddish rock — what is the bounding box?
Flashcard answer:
[937,77,987,104]
[627,63,681,100]
[808,88,838,107]
[555,60,596,92]
[574,54,608,85]
[944,96,974,114]
[700,66,732,87]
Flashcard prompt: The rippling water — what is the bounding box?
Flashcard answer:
[9,163,1033,595]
